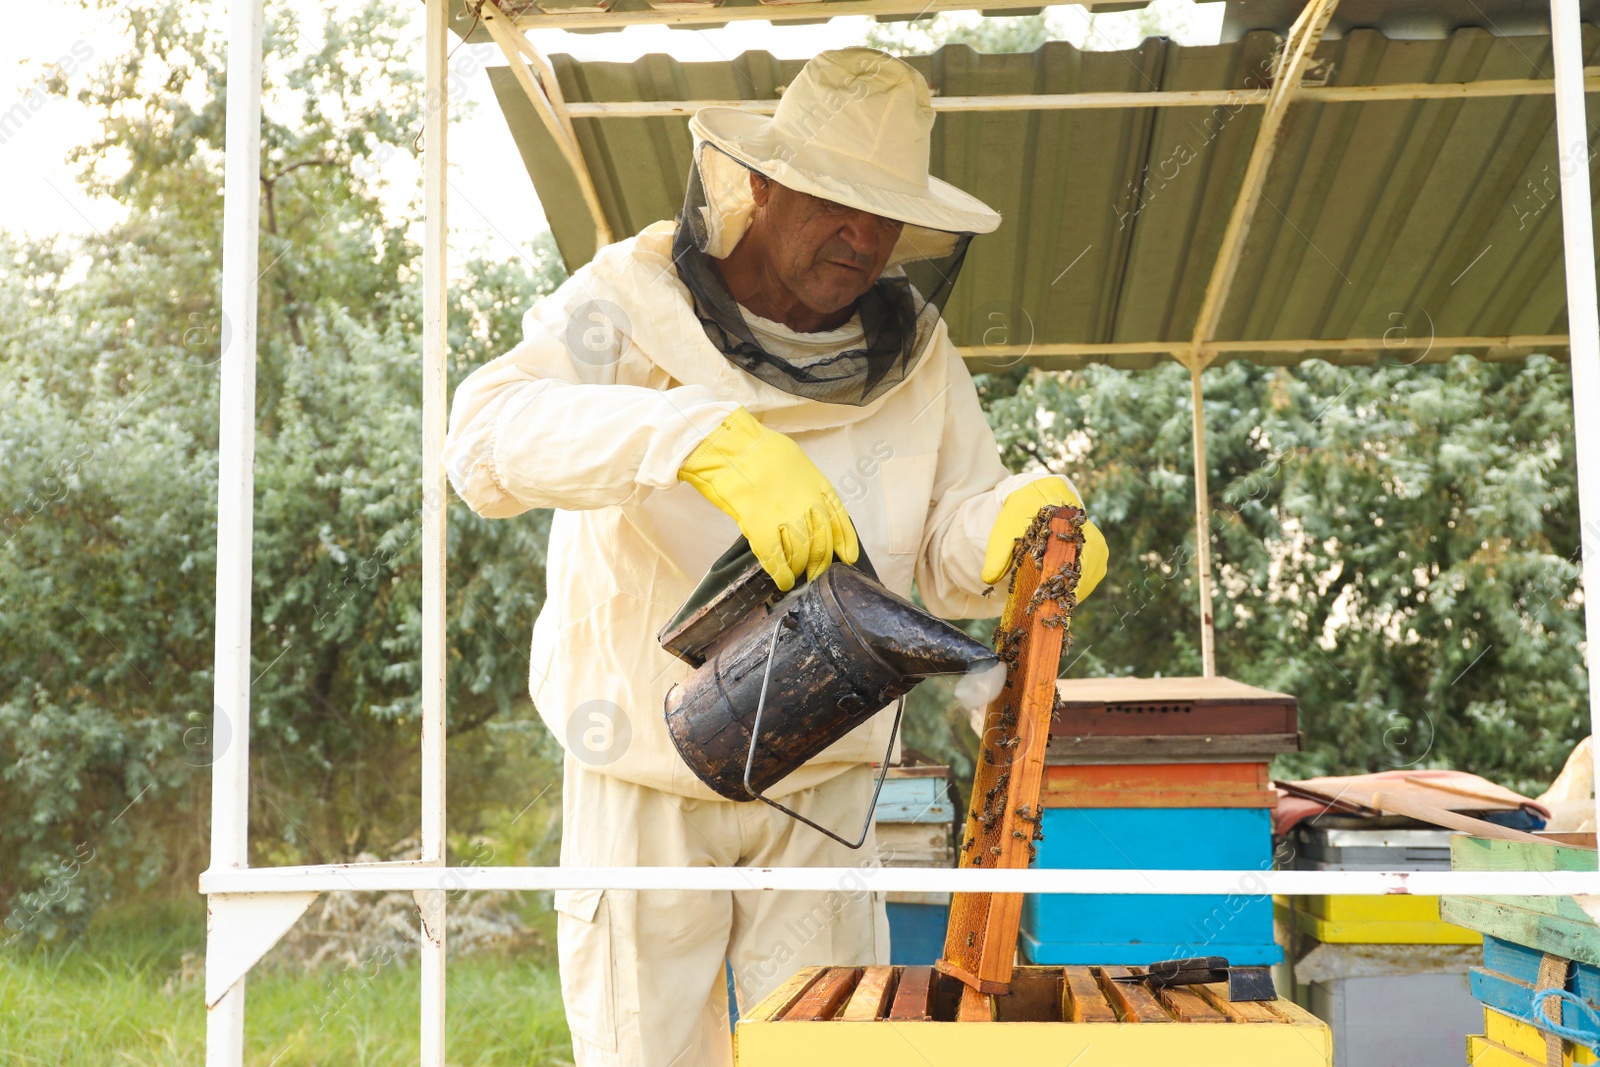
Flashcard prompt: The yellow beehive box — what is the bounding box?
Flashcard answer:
[1306,894,1443,923]
[735,965,1332,1067]
[1469,1034,1544,1066]
[1479,1006,1598,1066]
[1276,894,1482,945]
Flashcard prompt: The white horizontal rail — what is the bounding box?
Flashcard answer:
[199,865,1600,895]
[557,78,1600,119]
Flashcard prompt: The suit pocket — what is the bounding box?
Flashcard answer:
[553,888,618,1052]
[879,454,937,556]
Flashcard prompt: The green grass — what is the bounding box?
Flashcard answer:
[0,899,574,1066]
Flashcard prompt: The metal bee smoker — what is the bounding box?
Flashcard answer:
[659,540,998,848]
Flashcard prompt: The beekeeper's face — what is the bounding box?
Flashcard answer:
[751,175,904,316]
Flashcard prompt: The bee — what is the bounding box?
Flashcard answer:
[990,846,1002,857]
[966,932,977,947]
[1011,830,1028,841]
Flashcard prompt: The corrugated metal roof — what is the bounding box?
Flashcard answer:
[488,27,1600,368]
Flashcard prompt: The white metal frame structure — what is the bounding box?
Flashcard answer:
[203,0,1600,1062]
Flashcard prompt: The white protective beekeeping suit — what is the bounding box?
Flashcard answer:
[444,47,1080,1067]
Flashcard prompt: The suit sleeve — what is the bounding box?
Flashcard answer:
[914,339,1081,619]
[444,274,739,518]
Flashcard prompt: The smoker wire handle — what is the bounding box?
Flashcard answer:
[741,620,904,850]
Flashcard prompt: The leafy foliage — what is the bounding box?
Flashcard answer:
[0,0,565,935]
[986,357,1586,794]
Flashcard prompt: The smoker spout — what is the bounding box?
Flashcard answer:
[825,565,998,678]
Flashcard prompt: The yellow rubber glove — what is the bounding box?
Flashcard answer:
[680,408,859,592]
[980,476,1108,600]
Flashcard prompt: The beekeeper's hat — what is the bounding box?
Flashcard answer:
[688,48,1001,263]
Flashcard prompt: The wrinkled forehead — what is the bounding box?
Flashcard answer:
[758,173,906,229]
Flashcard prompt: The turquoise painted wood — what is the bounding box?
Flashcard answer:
[1020,931,1282,966]
[1483,935,1600,1003]
[885,902,948,966]
[1021,807,1279,964]
[872,777,953,824]
[1470,966,1600,1038]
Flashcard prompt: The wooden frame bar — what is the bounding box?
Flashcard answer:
[484,6,614,252]
[1176,0,1340,676]
[559,77,1600,119]
[940,508,1083,993]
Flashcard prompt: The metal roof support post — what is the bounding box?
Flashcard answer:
[1548,0,1600,868]
[1179,350,1218,677]
[1179,0,1340,678]
[420,0,451,1060]
[206,0,264,1061]
[483,3,614,253]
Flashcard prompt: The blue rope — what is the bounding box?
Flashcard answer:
[1532,988,1600,1052]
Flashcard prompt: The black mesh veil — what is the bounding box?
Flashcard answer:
[672,141,975,407]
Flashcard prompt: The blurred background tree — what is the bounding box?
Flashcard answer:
[0,0,566,937]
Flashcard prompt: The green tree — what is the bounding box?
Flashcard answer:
[987,356,1586,794]
[0,0,565,936]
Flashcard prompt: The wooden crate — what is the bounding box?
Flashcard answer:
[1042,761,1274,808]
[1482,934,1600,1003]
[1479,1006,1599,1066]
[734,965,1332,1066]
[1051,676,1298,738]
[1442,833,1600,966]
[1468,937,1600,1047]
[1467,1034,1544,1066]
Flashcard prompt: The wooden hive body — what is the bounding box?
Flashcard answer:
[734,965,1332,1066]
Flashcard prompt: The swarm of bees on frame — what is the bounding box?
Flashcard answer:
[959,506,1083,870]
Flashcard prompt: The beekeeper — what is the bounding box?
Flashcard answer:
[445,47,1108,1067]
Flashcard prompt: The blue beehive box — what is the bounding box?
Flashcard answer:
[1021,806,1282,965]
[873,770,956,965]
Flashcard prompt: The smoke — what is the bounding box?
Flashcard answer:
[953,658,1006,713]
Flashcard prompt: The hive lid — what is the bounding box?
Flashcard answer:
[1054,676,1296,708]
